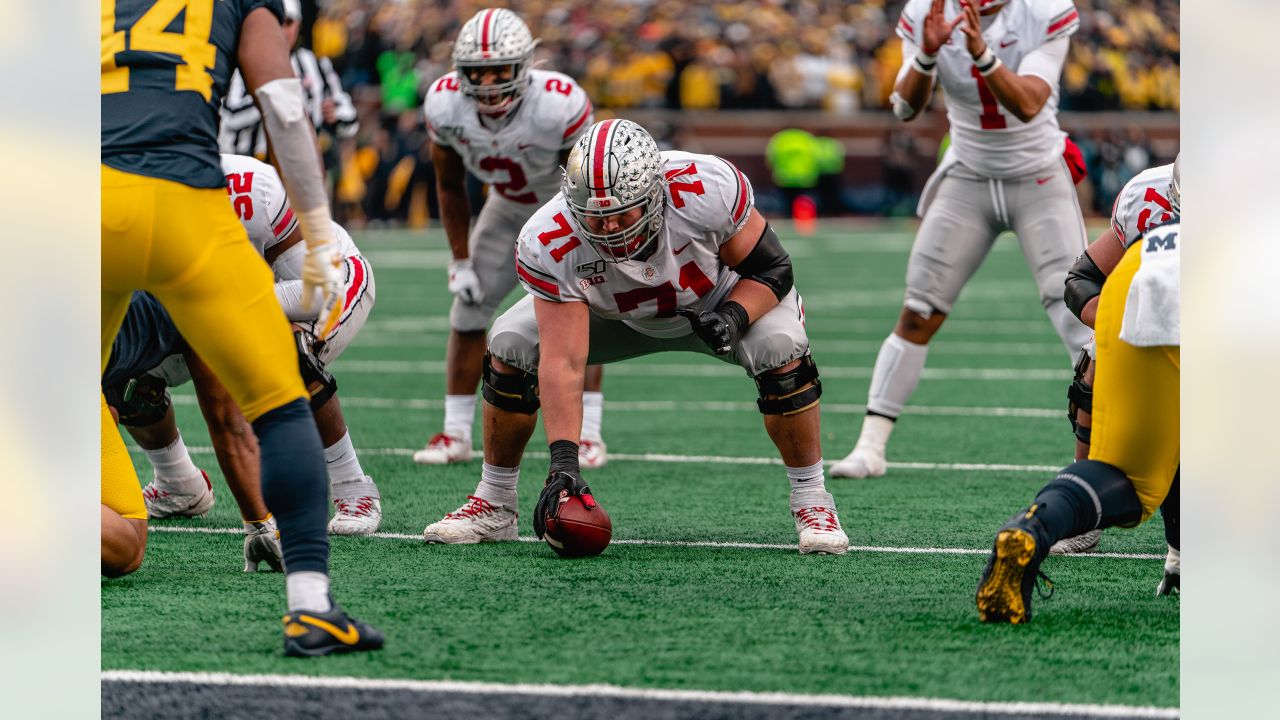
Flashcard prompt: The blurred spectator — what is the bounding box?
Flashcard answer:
[765,128,821,214]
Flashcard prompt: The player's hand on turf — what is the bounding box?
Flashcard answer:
[676,304,746,356]
[958,0,987,58]
[302,241,346,336]
[448,259,484,305]
[533,470,596,539]
[922,0,964,55]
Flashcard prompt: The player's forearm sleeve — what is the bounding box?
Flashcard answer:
[1017,37,1069,86]
[731,224,793,301]
[255,78,334,248]
[1064,251,1106,321]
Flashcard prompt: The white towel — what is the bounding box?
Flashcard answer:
[1119,224,1180,347]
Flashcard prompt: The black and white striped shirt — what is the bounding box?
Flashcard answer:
[219,47,358,157]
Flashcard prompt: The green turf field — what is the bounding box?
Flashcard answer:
[102,221,1178,710]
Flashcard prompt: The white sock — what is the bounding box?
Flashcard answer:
[144,433,203,489]
[787,460,833,509]
[866,333,929,418]
[854,415,896,454]
[581,391,604,442]
[286,571,332,613]
[475,463,519,507]
[443,394,476,439]
[324,431,367,485]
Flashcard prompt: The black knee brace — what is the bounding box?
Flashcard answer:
[482,353,540,414]
[1066,350,1093,445]
[754,354,822,415]
[294,330,337,411]
[104,374,171,427]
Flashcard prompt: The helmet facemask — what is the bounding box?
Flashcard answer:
[1169,153,1181,213]
[452,8,537,117]
[562,120,666,264]
[456,55,532,116]
[566,182,665,263]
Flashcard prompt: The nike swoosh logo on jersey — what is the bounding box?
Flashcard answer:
[673,241,694,255]
[517,143,534,150]
[1000,39,1017,48]
[1036,177,1052,185]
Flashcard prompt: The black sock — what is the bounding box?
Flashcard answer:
[1160,469,1180,550]
[252,398,329,575]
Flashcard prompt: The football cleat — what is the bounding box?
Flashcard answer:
[412,432,472,465]
[1049,528,1102,555]
[283,600,385,658]
[830,445,886,479]
[578,439,608,470]
[423,495,518,544]
[142,470,215,518]
[243,516,284,573]
[793,505,850,555]
[976,508,1054,624]
[1156,545,1180,596]
[328,479,382,536]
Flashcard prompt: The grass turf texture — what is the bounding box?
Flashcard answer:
[103,222,1178,707]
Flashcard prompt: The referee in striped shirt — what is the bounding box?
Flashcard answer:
[219,0,358,160]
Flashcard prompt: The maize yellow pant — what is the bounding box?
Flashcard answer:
[101,393,146,519]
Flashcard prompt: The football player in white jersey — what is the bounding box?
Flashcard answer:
[412,9,609,469]
[422,120,850,555]
[1056,154,1180,582]
[832,0,1093,479]
[109,154,382,537]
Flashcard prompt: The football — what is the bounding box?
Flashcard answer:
[543,495,612,558]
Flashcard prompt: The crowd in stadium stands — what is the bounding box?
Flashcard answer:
[300,0,1177,223]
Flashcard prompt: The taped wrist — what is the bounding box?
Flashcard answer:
[549,439,580,474]
[1064,252,1106,321]
[255,78,333,249]
[912,52,938,77]
[731,224,793,301]
[974,48,1001,76]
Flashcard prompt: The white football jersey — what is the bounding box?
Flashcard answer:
[515,151,755,338]
[898,0,1080,177]
[424,68,594,206]
[219,153,359,265]
[1110,163,1176,249]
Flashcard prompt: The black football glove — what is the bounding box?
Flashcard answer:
[675,301,748,356]
[533,440,597,539]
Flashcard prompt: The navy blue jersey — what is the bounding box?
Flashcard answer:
[103,292,185,389]
[101,0,284,188]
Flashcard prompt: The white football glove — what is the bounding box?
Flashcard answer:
[302,241,346,339]
[448,259,484,305]
[243,515,284,573]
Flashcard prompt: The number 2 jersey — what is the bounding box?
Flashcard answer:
[102,0,285,189]
[896,0,1080,178]
[515,151,756,339]
[423,68,594,206]
[1110,163,1176,249]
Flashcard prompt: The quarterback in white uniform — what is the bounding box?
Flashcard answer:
[117,154,382,537]
[423,120,850,555]
[412,9,610,469]
[833,0,1093,479]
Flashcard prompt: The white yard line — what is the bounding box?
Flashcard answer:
[100,670,1178,718]
[146,526,1161,561]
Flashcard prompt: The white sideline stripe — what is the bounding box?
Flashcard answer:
[167,394,1061,419]
[145,526,1162,561]
[137,444,1061,473]
[100,670,1178,717]
[331,359,1071,381]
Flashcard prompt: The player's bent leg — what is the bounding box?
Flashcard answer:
[102,394,148,577]
[314,395,382,536]
[102,506,147,578]
[414,326,486,466]
[1157,469,1180,595]
[1052,349,1103,555]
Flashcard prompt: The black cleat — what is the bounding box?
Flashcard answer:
[283,602,385,657]
[976,507,1054,624]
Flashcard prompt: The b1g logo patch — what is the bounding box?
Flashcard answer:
[580,275,605,291]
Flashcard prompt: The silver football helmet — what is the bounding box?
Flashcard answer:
[1169,153,1181,213]
[563,119,666,262]
[452,8,537,115]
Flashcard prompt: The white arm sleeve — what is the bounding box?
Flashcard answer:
[254,77,334,248]
[896,36,922,85]
[1017,37,1070,87]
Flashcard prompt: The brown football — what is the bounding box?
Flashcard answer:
[543,495,612,558]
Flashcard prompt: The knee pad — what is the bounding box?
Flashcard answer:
[482,353,540,414]
[294,330,337,411]
[754,354,822,415]
[1043,459,1143,530]
[104,374,171,427]
[1066,350,1092,445]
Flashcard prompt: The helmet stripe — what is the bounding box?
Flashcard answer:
[481,9,495,55]
[591,119,617,199]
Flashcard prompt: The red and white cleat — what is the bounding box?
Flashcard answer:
[793,505,850,555]
[329,481,382,536]
[412,432,472,465]
[143,470,215,518]
[423,495,518,544]
[578,439,608,469]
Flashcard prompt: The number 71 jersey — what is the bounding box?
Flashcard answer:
[515,151,755,338]
[424,68,593,206]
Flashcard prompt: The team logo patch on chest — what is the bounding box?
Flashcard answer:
[576,259,607,277]
[642,265,659,282]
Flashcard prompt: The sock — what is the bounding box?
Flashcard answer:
[443,394,476,439]
[787,460,833,509]
[286,570,332,613]
[324,431,368,486]
[253,399,329,576]
[475,463,519,507]
[1029,460,1143,546]
[854,414,895,453]
[581,392,604,442]
[866,333,929,418]
[144,433,203,489]
[1160,469,1180,551]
